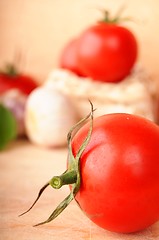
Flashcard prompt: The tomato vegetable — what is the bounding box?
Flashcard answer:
[72,113,159,233]
[20,103,159,233]
[60,11,138,82]
[0,64,38,95]
[76,11,138,82]
[59,39,85,77]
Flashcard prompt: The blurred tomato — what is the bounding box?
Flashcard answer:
[0,64,38,95]
[59,39,86,77]
[77,22,138,82]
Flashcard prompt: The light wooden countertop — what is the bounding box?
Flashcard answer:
[0,139,159,240]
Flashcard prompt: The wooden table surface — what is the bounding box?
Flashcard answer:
[0,139,159,240]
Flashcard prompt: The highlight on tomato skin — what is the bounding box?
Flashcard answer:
[71,113,159,233]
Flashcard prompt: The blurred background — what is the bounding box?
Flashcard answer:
[0,0,159,84]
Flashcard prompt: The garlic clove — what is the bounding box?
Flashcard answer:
[25,86,78,147]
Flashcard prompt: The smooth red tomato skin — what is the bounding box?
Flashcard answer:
[77,23,138,82]
[71,114,159,233]
[0,73,38,95]
[59,39,85,77]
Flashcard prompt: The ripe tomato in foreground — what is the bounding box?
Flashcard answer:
[72,113,159,233]
[20,104,159,233]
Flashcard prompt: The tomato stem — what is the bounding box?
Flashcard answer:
[49,170,77,189]
[19,101,95,227]
[0,63,18,77]
[102,10,118,23]
[99,6,132,24]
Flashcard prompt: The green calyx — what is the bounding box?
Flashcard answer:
[99,6,132,24]
[0,63,18,77]
[19,101,95,226]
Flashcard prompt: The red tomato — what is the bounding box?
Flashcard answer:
[0,65,38,95]
[59,39,85,77]
[71,113,159,233]
[77,23,138,82]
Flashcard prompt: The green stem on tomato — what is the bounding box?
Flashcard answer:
[0,63,18,77]
[49,170,77,189]
[19,101,95,227]
[99,6,132,24]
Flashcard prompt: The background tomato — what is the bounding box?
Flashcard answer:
[77,22,138,82]
[59,39,85,77]
[72,113,159,233]
[0,64,38,95]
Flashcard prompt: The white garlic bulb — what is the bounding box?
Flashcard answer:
[25,86,78,147]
